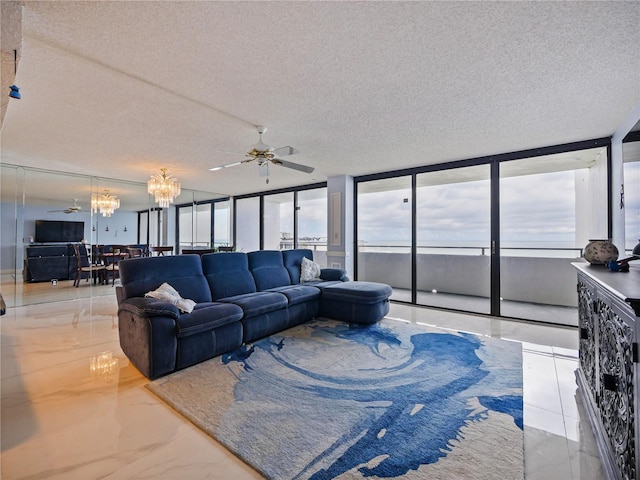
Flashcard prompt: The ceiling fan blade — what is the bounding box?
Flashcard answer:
[209,161,244,171]
[272,158,314,174]
[273,146,299,157]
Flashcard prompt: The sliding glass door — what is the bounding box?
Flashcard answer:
[498,148,607,325]
[356,177,412,302]
[416,165,491,314]
[264,192,294,250]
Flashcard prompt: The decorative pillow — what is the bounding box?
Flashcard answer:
[145,282,196,313]
[300,256,321,283]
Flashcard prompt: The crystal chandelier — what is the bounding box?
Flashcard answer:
[91,189,120,217]
[148,168,181,208]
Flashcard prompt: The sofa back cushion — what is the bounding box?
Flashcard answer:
[202,252,257,300]
[248,250,292,291]
[282,249,314,284]
[119,255,212,303]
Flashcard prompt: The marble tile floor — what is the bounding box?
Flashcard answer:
[1,295,604,479]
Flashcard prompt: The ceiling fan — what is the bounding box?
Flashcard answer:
[47,199,84,214]
[210,126,314,182]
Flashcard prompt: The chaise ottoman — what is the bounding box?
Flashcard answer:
[319,281,393,324]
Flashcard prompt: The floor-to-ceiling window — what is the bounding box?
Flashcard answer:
[354,140,609,327]
[297,187,328,266]
[233,184,327,255]
[177,202,212,252]
[235,197,260,252]
[416,165,491,314]
[138,210,149,245]
[623,129,640,255]
[213,199,231,248]
[264,192,294,250]
[356,176,412,302]
[498,148,606,325]
[176,198,230,252]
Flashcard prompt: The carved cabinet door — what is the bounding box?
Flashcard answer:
[578,278,598,400]
[597,292,637,480]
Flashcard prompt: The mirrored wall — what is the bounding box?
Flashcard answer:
[0,164,227,307]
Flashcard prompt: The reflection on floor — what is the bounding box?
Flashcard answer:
[1,296,603,479]
[1,274,115,308]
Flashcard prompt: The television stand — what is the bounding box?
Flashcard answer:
[24,244,78,282]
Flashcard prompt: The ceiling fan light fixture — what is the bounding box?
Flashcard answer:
[148,168,181,208]
[8,50,21,100]
[208,126,312,177]
[248,138,274,157]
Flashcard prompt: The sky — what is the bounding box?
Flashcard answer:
[357,164,640,251]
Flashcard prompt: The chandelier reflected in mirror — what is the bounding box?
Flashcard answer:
[148,168,181,208]
[91,189,120,217]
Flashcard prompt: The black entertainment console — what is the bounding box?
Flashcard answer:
[24,244,85,283]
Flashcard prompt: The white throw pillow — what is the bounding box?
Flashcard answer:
[145,282,196,313]
[300,256,321,283]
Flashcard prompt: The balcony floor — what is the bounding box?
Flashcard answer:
[391,288,578,327]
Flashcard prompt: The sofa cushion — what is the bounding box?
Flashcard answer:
[322,281,393,304]
[248,250,292,290]
[299,280,344,291]
[320,268,350,282]
[282,249,314,284]
[219,291,288,319]
[202,252,257,300]
[300,257,322,282]
[267,284,321,306]
[175,302,244,338]
[119,255,212,303]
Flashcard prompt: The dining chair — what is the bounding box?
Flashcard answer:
[103,245,127,286]
[72,243,106,287]
[127,247,143,258]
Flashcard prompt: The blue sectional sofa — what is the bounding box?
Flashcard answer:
[116,249,392,379]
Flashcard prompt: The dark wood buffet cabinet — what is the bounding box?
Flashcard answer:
[574,262,640,480]
[24,244,79,282]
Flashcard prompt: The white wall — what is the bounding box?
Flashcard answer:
[575,149,609,247]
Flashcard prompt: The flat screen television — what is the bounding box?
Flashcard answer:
[35,220,85,243]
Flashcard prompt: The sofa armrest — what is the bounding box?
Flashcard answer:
[320,268,349,282]
[118,297,180,320]
[115,285,125,307]
[117,297,179,379]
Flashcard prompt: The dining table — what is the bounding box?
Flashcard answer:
[149,246,174,256]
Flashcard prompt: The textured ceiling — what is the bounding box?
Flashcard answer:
[1,1,639,201]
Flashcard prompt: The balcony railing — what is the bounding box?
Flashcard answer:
[358,244,584,258]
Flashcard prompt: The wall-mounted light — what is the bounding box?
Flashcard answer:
[92,225,96,232]
[8,50,21,99]
[123,226,127,232]
[105,225,109,232]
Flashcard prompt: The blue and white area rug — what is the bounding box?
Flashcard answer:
[147,319,524,480]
